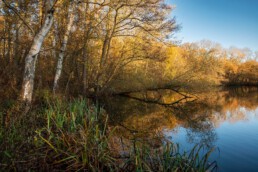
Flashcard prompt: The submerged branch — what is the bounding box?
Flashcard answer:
[120,93,194,107]
[116,87,197,99]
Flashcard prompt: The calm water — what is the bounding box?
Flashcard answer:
[103,87,258,172]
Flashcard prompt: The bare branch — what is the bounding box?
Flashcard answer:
[2,0,35,35]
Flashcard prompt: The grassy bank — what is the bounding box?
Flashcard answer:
[0,98,216,171]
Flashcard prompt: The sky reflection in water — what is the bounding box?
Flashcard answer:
[104,87,258,172]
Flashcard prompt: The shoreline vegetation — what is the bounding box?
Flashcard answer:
[0,0,257,171]
[0,98,217,171]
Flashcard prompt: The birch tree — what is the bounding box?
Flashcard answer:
[21,0,55,104]
[53,1,77,93]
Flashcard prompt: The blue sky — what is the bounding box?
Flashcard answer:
[167,0,258,52]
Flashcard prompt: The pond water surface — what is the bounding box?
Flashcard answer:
[103,87,258,172]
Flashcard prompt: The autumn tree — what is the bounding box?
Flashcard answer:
[53,0,78,93]
[2,0,56,104]
[87,0,178,94]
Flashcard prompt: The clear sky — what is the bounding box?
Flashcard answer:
[167,0,258,52]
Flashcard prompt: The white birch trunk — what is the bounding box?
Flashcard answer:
[21,5,54,104]
[53,2,76,93]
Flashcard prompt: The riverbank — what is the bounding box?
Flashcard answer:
[0,97,216,171]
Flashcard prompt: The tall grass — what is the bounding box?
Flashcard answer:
[0,98,217,171]
[122,139,217,172]
[34,98,116,171]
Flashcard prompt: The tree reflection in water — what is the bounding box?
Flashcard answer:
[103,87,258,149]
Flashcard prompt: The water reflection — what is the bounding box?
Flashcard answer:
[106,88,254,138]
[103,87,258,171]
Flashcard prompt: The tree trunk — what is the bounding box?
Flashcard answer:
[3,20,6,62]
[14,22,19,66]
[96,8,117,94]
[21,7,54,104]
[82,38,89,95]
[7,23,11,64]
[53,2,76,93]
[82,1,90,95]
